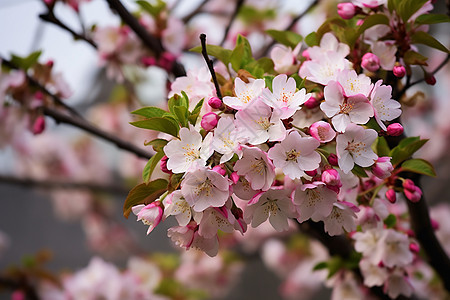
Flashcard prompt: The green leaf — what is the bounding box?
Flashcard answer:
[401,158,436,177]
[396,0,428,23]
[130,117,179,137]
[313,261,328,271]
[10,51,42,70]
[384,214,397,228]
[352,165,368,178]
[131,107,168,118]
[142,151,165,183]
[189,44,232,65]
[327,256,343,279]
[230,35,253,72]
[304,32,319,47]
[144,138,168,152]
[374,137,391,157]
[411,31,449,53]
[265,29,303,48]
[136,0,166,17]
[123,179,168,218]
[173,105,188,127]
[356,14,390,37]
[168,173,183,193]
[415,14,450,25]
[403,50,428,66]
[188,98,204,125]
[390,137,428,166]
[180,91,190,108]
[291,74,306,90]
[168,95,188,115]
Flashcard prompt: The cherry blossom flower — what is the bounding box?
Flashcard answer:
[181,167,230,212]
[232,176,259,200]
[369,80,402,130]
[353,227,383,257]
[359,259,389,287]
[323,201,358,236]
[235,99,286,145]
[234,146,276,191]
[163,190,194,226]
[293,182,338,222]
[299,51,352,85]
[337,70,373,97]
[352,0,387,8]
[371,156,394,179]
[164,127,213,174]
[270,44,301,74]
[336,124,378,173]
[132,202,164,235]
[307,33,350,61]
[372,41,397,71]
[267,131,321,179]
[261,74,311,119]
[223,77,265,110]
[321,81,374,132]
[198,208,235,238]
[384,269,413,299]
[211,116,245,163]
[244,188,297,232]
[309,121,336,143]
[372,229,414,267]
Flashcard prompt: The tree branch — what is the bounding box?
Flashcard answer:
[182,0,211,23]
[0,175,129,195]
[105,0,186,78]
[200,34,223,99]
[219,0,245,47]
[43,106,152,160]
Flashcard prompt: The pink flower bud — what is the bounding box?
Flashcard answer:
[409,242,420,253]
[393,63,406,78]
[302,49,310,60]
[402,179,416,192]
[404,185,422,203]
[160,155,171,174]
[321,168,342,187]
[361,53,380,72]
[337,3,356,19]
[386,189,396,203]
[212,165,226,176]
[46,60,54,67]
[141,56,156,66]
[305,169,317,177]
[310,121,336,143]
[303,96,320,109]
[356,19,364,26]
[230,172,240,184]
[11,290,25,300]
[201,112,219,131]
[372,157,393,179]
[158,52,176,71]
[208,96,222,109]
[406,229,415,237]
[386,123,403,136]
[431,218,439,230]
[32,116,46,135]
[425,74,436,85]
[328,153,339,166]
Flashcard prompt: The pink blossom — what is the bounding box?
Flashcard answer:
[303,96,320,109]
[361,53,380,72]
[337,69,373,97]
[309,121,336,143]
[321,81,374,132]
[293,182,338,222]
[337,3,356,19]
[336,123,378,173]
[323,201,358,235]
[232,176,259,200]
[384,269,413,299]
[372,41,397,71]
[322,168,342,188]
[163,191,193,226]
[201,112,219,131]
[372,229,414,267]
[371,156,393,179]
[211,116,245,163]
[223,78,265,110]
[359,259,388,287]
[267,131,321,179]
[270,44,301,74]
[161,17,186,55]
[352,0,387,8]
[299,51,352,85]
[370,80,402,130]
[132,202,164,235]
[234,146,276,191]
[307,32,350,61]
[181,167,230,212]
[198,208,235,238]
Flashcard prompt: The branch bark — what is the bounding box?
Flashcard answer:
[200,33,223,99]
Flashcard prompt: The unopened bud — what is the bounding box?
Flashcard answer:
[337,3,356,19]
[328,153,339,166]
[302,49,310,60]
[141,56,156,66]
[393,63,406,78]
[212,165,226,176]
[32,116,46,135]
[361,53,380,72]
[385,189,396,203]
[310,121,336,143]
[208,96,222,109]
[321,168,342,187]
[305,169,317,177]
[409,242,420,253]
[386,123,403,136]
[201,112,219,131]
[372,157,393,179]
[230,172,239,184]
[402,179,416,192]
[425,74,436,85]
[303,96,320,109]
[431,218,439,231]
[160,155,171,174]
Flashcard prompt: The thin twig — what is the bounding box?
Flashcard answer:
[43,106,152,160]
[0,175,130,195]
[39,11,97,48]
[182,0,211,23]
[219,0,245,47]
[105,0,186,78]
[200,34,223,99]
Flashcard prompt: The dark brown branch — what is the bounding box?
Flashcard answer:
[182,0,211,23]
[200,34,223,99]
[39,11,97,48]
[219,0,245,47]
[43,106,152,160]
[0,175,129,195]
[105,0,186,78]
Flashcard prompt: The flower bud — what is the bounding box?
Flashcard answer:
[322,168,342,187]
[361,53,380,72]
[158,52,176,71]
[305,169,317,177]
[230,172,239,184]
[385,189,396,203]
[201,112,219,131]
[208,96,222,109]
[372,157,393,179]
[32,116,46,135]
[356,19,364,26]
[425,74,436,85]
[141,56,156,66]
[404,185,422,203]
[386,123,403,136]
[409,242,420,253]
[431,218,439,231]
[303,96,320,109]
[337,3,356,19]
[310,121,336,143]
[302,49,310,60]
[393,63,406,78]
[328,153,339,166]
[402,179,416,192]
[212,165,226,176]
[160,155,171,174]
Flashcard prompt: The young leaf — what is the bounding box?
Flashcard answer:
[173,105,189,127]
[304,32,319,47]
[411,31,449,53]
[403,50,428,66]
[265,29,303,48]
[390,137,428,166]
[313,261,328,271]
[142,151,165,183]
[374,137,391,157]
[123,179,168,218]
[130,117,179,137]
[401,158,436,177]
[188,98,204,125]
[356,14,390,37]
[144,138,168,152]
[136,0,166,17]
[396,0,428,23]
[131,107,168,118]
[230,42,245,72]
[415,14,450,25]
[384,214,397,228]
[189,44,232,65]
[352,165,369,178]
[11,51,42,70]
